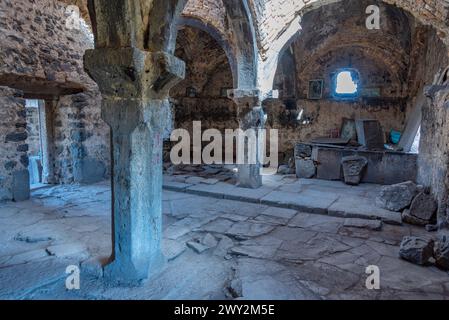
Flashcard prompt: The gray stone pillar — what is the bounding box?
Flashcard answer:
[85,47,185,284]
[228,89,265,189]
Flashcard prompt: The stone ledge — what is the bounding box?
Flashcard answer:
[163,177,402,225]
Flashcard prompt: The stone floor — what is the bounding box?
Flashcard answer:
[0,179,448,300]
[164,168,402,225]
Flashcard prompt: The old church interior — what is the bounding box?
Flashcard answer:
[1,0,449,300]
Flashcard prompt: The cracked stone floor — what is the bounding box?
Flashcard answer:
[0,179,449,300]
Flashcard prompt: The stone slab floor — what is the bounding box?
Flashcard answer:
[0,180,448,300]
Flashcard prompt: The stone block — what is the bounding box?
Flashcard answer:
[73,158,106,184]
[343,218,383,231]
[341,156,368,185]
[12,170,30,201]
[435,234,449,270]
[376,181,418,212]
[405,192,437,225]
[295,159,316,179]
[294,143,312,158]
[355,119,384,150]
[399,236,434,266]
[314,148,342,180]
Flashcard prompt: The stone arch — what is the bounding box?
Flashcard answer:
[222,0,258,89]
[177,16,238,87]
[263,0,449,92]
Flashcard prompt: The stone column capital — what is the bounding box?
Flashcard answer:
[84,47,185,100]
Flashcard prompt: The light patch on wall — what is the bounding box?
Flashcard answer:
[335,71,358,94]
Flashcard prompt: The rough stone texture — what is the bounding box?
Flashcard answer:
[295,143,312,158]
[0,0,92,94]
[343,218,383,231]
[85,45,186,285]
[376,181,418,212]
[165,173,403,225]
[267,0,420,154]
[171,26,237,137]
[434,234,449,270]
[313,147,418,185]
[402,192,437,226]
[295,159,316,179]
[252,0,449,62]
[341,156,368,186]
[1,183,449,300]
[399,236,434,266]
[0,87,30,202]
[0,0,111,185]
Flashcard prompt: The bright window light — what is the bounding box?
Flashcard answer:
[335,71,358,95]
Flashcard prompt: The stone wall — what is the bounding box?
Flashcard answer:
[0,0,110,188]
[0,86,29,201]
[264,98,408,154]
[250,0,449,61]
[267,0,415,155]
[53,92,109,184]
[171,27,236,134]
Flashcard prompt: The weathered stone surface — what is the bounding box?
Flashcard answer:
[343,218,382,231]
[226,222,275,240]
[402,192,437,226]
[402,209,428,226]
[225,277,243,299]
[202,233,218,248]
[213,236,234,257]
[355,120,384,150]
[399,236,434,266]
[434,234,449,270]
[277,165,294,175]
[187,241,210,254]
[295,143,312,158]
[296,159,316,179]
[46,243,88,259]
[12,170,30,201]
[2,182,449,299]
[341,156,368,186]
[376,181,418,212]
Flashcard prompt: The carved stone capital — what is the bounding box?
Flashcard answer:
[84,47,185,100]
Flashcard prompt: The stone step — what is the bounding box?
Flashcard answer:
[163,180,402,226]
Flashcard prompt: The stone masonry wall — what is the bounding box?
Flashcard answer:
[251,0,449,60]
[267,0,414,155]
[0,0,110,187]
[171,27,236,134]
[0,86,29,202]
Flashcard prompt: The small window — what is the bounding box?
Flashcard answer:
[334,70,359,98]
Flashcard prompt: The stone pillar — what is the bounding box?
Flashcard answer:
[85,47,184,284]
[39,99,57,184]
[228,89,265,189]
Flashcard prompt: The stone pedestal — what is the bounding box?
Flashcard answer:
[85,47,184,284]
[228,90,265,189]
